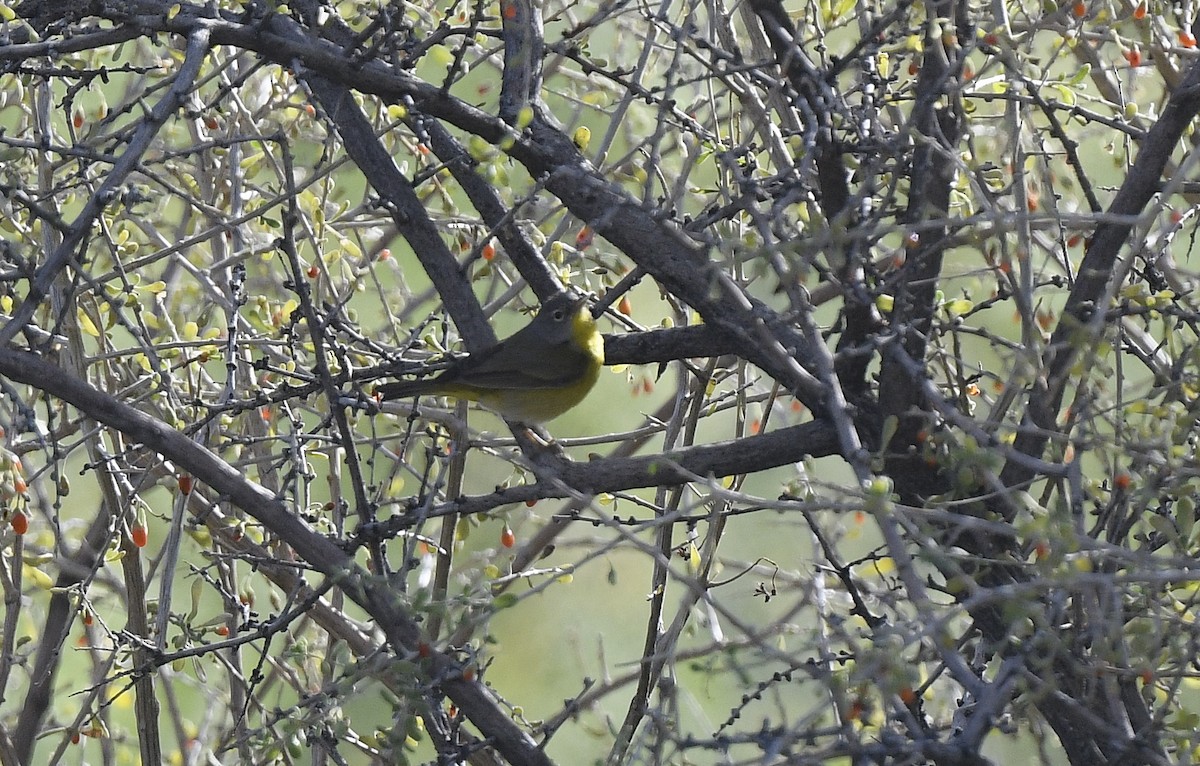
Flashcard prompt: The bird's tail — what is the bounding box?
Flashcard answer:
[375,379,438,400]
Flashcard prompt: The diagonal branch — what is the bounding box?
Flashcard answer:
[378,417,842,531]
[1001,56,1200,491]
[0,27,212,348]
[51,0,835,418]
[0,346,555,766]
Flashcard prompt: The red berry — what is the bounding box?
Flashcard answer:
[575,226,594,250]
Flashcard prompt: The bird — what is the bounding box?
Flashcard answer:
[376,292,604,424]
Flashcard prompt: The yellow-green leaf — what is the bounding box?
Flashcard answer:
[77,309,100,337]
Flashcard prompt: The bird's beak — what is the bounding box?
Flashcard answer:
[568,293,595,319]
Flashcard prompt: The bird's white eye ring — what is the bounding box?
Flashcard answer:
[553,309,566,320]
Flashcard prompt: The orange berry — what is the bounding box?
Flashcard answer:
[618,296,632,315]
[502,1,518,19]
[214,625,229,637]
[10,511,27,535]
[306,264,319,279]
[1181,31,1197,48]
[899,686,917,705]
[482,242,496,261]
[378,248,392,261]
[1114,471,1132,491]
[178,474,193,495]
[1072,1,1086,16]
[500,525,515,548]
[72,109,84,129]
[131,524,148,548]
[1133,1,1146,18]
[1124,48,1142,66]
[575,226,594,250]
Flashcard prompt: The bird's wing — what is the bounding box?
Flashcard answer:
[456,339,590,390]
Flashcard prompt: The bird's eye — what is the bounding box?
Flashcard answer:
[553,309,566,320]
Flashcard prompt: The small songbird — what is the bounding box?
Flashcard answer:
[376,292,604,423]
